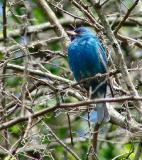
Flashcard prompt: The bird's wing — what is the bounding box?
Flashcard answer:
[68,43,82,81]
[96,41,108,69]
[67,36,107,81]
[79,37,107,75]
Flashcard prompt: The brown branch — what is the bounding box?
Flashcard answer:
[0,36,63,55]
[69,0,103,31]
[70,70,119,88]
[134,139,142,160]
[92,123,100,153]
[0,17,141,43]
[6,63,118,88]
[5,62,142,109]
[90,0,142,115]
[0,18,85,42]
[6,63,72,83]
[114,0,139,33]
[48,1,89,24]
[36,0,70,50]
[67,113,74,146]
[100,0,111,6]
[0,96,142,131]
[42,122,81,160]
[6,81,41,111]
[116,33,142,49]
[0,137,138,155]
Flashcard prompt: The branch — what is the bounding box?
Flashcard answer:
[36,0,70,50]
[90,0,142,115]
[6,63,118,94]
[48,1,89,23]
[114,0,140,33]
[0,17,141,43]
[116,33,142,49]
[0,96,142,132]
[42,122,81,160]
[6,63,72,84]
[0,18,85,42]
[134,139,142,160]
[69,0,103,31]
[0,36,63,54]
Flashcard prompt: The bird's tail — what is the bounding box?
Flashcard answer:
[91,83,110,124]
[96,102,110,124]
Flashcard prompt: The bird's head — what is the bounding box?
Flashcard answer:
[67,27,94,41]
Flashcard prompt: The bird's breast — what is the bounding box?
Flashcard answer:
[68,36,106,82]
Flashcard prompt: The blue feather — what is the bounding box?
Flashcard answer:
[67,27,110,123]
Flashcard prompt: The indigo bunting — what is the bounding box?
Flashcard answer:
[67,27,110,123]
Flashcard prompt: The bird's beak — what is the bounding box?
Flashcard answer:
[66,30,78,36]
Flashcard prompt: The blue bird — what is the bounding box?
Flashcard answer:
[67,27,110,124]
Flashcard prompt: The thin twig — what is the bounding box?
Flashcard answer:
[0,36,63,54]
[0,96,142,131]
[42,122,81,160]
[67,113,74,146]
[134,139,142,160]
[36,0,70,50]
[6,63,72,84]
[90,0,142,115]
[69,0,103,31]
[92,123,100,153]
[114,0,139,33]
